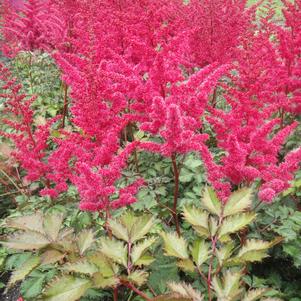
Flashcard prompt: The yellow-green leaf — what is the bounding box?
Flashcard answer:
[108,218,129,242]
[93,273,119,288]
[242,288,269,301]
[88,252,118,277]
[201,187,221,216]
[161,232,189,259]
[77,229,95,255]
[42,276,91,301]
[62,260,98,275]
[191,239,210,267]
[223,188,252,217]
[182,207,209,237]
[128,270,149,286]
[99,237,127,267]
[43,213,64,241]
[131,237,157,265]
[130,215,157,242]
[177,259,195,273]
[218,213,256,239]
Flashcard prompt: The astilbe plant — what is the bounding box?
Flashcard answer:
[0,0,301,223]
[0,63,57,188]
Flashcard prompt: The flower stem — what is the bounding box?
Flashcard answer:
[171,154,181,236]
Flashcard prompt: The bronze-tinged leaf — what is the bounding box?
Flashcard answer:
[42,276,91,301]
[5,213,45,234]
[1,231,50,250]
[201,187,221,216]
[43,213,64,241]
[40,250,65,265]
[77,229,95,255]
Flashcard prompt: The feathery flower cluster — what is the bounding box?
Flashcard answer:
[0,0,300,210]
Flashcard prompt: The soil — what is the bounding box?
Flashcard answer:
[0,272,21,301]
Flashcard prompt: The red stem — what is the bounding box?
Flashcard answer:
[61,83,68,128]
[121,280,151,301]
[171,154,181,236]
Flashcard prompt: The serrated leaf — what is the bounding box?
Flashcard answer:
[43,213,64,241]
[167,282,203,301]
[108,218,129,242]
[161,232,189,259]
[40,250,65,265]
[93,272,118,288]
[131,237,157,265]
[127,270,149,286]
[135,254,155,266]
[1,231,50,250]
[235,238,282,263]
[216,242,235,266]
[223,188,252,217]
[209,216,219,236]
[212,270,243,300]
[177,259,195,272]
[62,260,98,275]
[7,255,40,289]
[191,239,210,267]
[218,213,256,239]
[182,207,209,237]
[201,187,221,216]
[42,276,91,301]
[77,229,95,255]
[242,288,268,301]
[130,215,157,242]
[5,213,45,234]
[88,252,118,277]
[99,237,127,267]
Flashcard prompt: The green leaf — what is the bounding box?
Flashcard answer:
[92,273,118,288]
[223,188,252,217]
[182,207,209,237]
[201,187,221,216]
[77,229,95,255]
[62,260,98,275]
[42,276,91,301]
[130,215,157,242]
[5,213,45,234]
[43,213,64,241]
[216,242,235,266]
[135,254,155,266]
[235,238,282,263]
[40,250,65,265]
[191,239,210,267]
[88,252,118,277]
[108,218,129,242]
[1,231,50,250]
[99,237,127,267]
[7,255,40,288]
[21,275,45,299]
[218,213,256,239]
[212,270,243,300]
[177,259,195,273]
[131,237,157,265]
[127,270,149,286]
[242,288,269,301]
[161,232,189,259]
